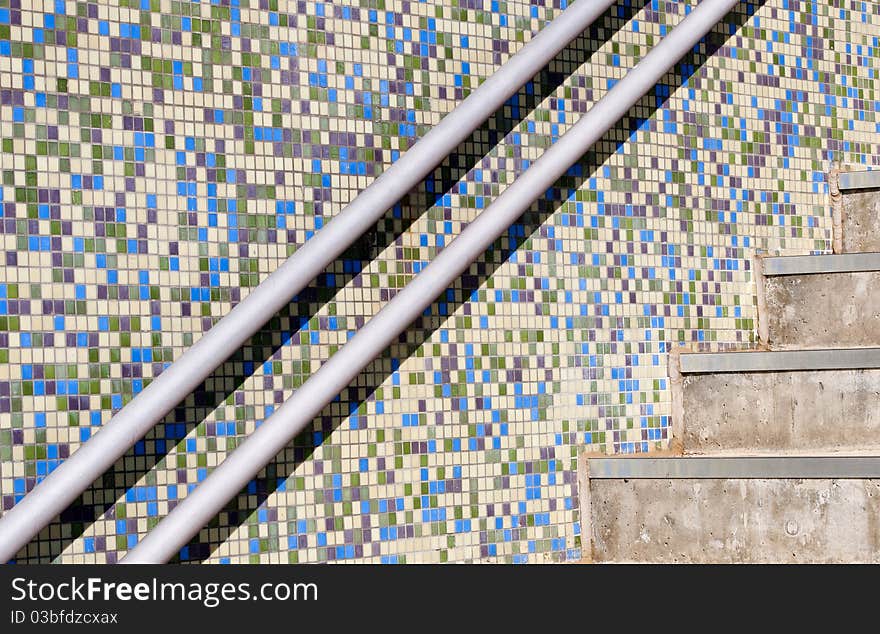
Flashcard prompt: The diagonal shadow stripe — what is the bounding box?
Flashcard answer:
[12,0,650,563]
[176,3,763,564]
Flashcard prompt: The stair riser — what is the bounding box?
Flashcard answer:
[842,189,880,253]
[763,272,880,348]
[679,369,880,453]
[589,478,880,563]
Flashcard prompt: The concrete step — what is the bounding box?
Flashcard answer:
[580,455,880,563]
[670,348,880,454]
[757,253,880,348]
[836,168,880,253]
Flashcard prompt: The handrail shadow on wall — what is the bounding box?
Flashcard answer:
[18,0,763,563]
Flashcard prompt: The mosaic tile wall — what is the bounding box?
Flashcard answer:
[1,0,879,563]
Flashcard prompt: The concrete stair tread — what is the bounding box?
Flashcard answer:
[757,256,880,348]
[679,347,880,373]
[839,168,880,191]
[581,454,880,562]
[762,252,880,275]
[672,348,880,454]
[586,455,880,479]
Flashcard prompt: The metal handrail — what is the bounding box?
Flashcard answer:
[122,0,743,564]
[0,0,618,562]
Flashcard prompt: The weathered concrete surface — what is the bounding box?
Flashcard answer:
[764,272,880,348]
[590,478,880,563]
[842,189,880,253]
[680,369,880,453]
